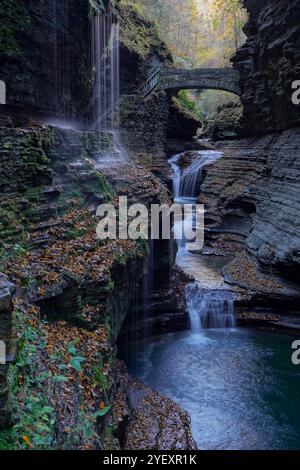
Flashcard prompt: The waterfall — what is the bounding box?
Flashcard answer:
[168,154,182,199]
[168,151,222,201]
[52,0,58,114]
[169,148,235,331]
[143,240,154,337]
[91,1,127,166]
[186,285,235,331]
[91,1,120,132]
[52,0,71,119]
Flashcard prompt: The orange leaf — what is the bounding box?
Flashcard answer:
[99,401,105,410]
[22,435,32,448]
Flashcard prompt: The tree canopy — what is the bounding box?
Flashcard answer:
[134,0,247,68]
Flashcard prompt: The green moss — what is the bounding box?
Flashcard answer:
[92,365,110,399]
[95,173,116,202]
[173,91,203,121]
[0,429,16,450]
[119,1,171,60]
[64,228,87,241]
[0,206,26,243]
[3,312,56,450]
[84,132,113,156]
[56,182,85,216]
[114,238,149,267]
[105,279,115,292]
[24,187,43,203]
[0,0,30,56]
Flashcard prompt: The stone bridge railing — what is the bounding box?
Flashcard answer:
[141,67,241,97]
[140,68,161,97]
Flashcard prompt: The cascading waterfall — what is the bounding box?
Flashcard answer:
[169,151,222,201]
[186,285,235,331]
[169,148,235,331]
[168,154,182,199]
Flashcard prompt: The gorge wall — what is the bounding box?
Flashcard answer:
[0,0,91,119]
[233,0,300,135]
[199,0,300,318]
[0,1,195,449]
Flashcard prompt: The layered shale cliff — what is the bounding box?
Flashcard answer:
[232,0,300,135]
[0,1,195,450]
[0,122,194,450]
[0,0,91,119]
[198,0,300,320]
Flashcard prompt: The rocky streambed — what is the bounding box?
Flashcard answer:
[0,127,299,451]
[121,134,300,450]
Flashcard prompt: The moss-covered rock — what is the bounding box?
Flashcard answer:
[0,126,115,242]
[167,96,201,140]
[118,1,172,94]
[202,102,243,140]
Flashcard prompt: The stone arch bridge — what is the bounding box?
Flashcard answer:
[141,68,241,98]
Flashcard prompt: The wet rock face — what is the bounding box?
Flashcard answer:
[0,274,15,430]
[119,91,171,179]
[0,274,15,314]
[233,0,300,135]
[118,1,172,95]
[124,376,197,450]
[118,2,174,179]
[200,130,300,281]
[0,120,193,447]
[0,0,91,118]
[203,102,243,141]
[167,97,200,141]
[0,126,113,247]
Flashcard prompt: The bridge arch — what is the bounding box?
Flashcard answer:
[161,68,241,97]
[141,68,241,98]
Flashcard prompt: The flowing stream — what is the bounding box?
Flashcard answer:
[169,150,235,332]
[122,148,300,449]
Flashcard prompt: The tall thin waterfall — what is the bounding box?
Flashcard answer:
[168,154,182,199]
[52,0,58,113]
[143,240,154,337]
[91,2,120,131]
[52,0,71,118]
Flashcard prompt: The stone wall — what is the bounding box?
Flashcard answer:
[119,91,170,179]
[233,0,300,135]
